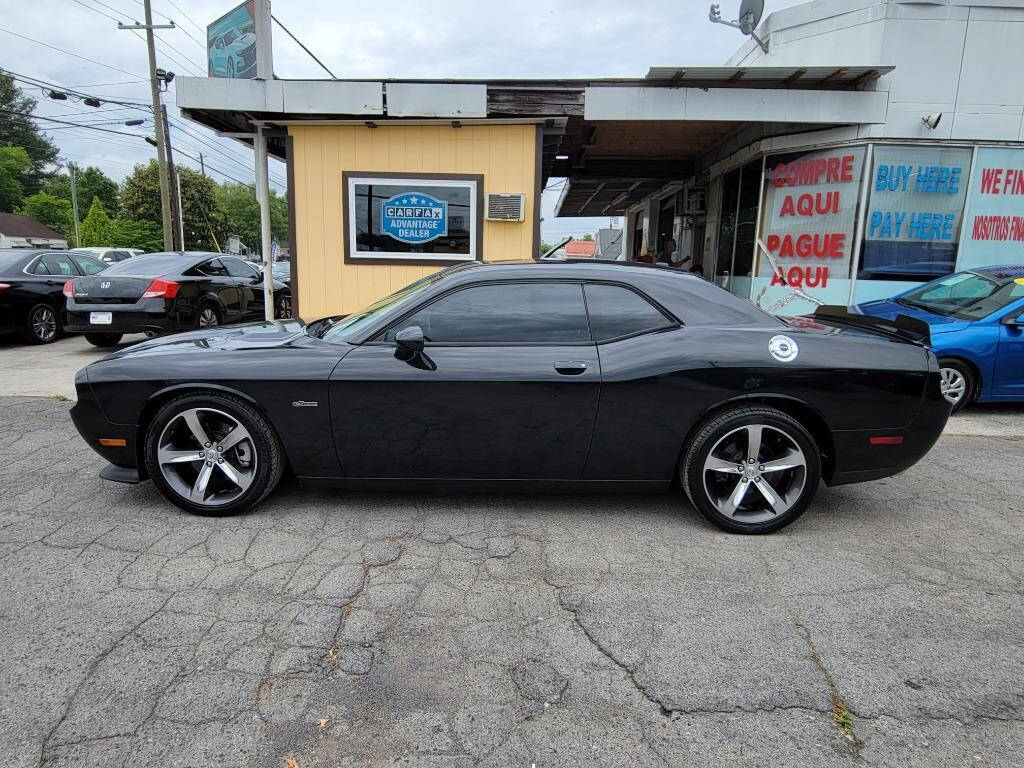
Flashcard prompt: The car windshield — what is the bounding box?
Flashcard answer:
[312,267,456,342]
[100,253,194,276]
[898,271,1024,320]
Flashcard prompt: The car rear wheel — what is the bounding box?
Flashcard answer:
[24,303,60,344]
[938,359,974,413]
[197,303,220,328]
[681,406,821,534]
[144,392,285,516]
[275,292,292,319]
[85,332,123,348]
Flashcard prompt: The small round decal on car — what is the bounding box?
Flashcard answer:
[768,335,799,362]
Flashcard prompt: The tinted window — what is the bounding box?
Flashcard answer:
[39,254,79,277]
[0,251,28,274]
[222,257,259,279]
[195,258,229,277]
[73,255,107,275]
[102,254,191,275]
[386,282,590,344]
[585,284,672,341]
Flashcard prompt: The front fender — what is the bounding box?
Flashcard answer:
[930,327,999,396]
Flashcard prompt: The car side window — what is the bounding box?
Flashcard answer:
[222,257,259,279]
[584,283,673,342]
[384,282,590,344]
[73,255,107,275]
[196,258,229,277]
[39,253,80,277]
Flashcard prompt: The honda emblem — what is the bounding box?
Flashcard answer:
[100,281,111,289]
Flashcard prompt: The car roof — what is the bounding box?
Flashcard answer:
[440,258,702,281]
[972,265,1024,282]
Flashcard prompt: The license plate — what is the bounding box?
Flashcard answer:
[90,312,113,325]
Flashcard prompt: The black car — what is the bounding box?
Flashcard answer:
[69,260,949,534]
[0,248,108,344]
[63,251,291,347]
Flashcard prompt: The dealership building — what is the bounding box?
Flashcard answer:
[179,0,1024,319]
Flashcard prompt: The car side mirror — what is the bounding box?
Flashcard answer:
[395,325,425,354]
[1001,312,1023,327]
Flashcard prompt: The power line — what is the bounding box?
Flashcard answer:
[0,26,145,79]
[0,108,151,138]
[162,0,204,36]
[2,70,152,106]
[271,13,336,78]
[153,0,207,51]
[168,118,287,186]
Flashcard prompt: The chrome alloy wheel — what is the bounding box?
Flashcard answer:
[157,407,256,506]
[939,367,966,405]
[198,307,219,327]
[702,424,808,523]
[32,306,58,341]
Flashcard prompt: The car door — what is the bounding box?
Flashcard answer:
[34,252,83,298]
[992,295,1024,398]
[193,258,243,321]
[221,256,264,319]
[329,280,601,480]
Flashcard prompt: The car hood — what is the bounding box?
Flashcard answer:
[105,320,307,359]
[852,299,971,334]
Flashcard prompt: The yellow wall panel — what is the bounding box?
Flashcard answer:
[289,123,538,320]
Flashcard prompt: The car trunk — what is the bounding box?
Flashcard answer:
[73,276,154,305]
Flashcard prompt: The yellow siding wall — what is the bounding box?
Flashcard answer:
[289,123,539,319]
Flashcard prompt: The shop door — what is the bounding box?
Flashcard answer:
[713,161,762,297]
[657,196,676,255]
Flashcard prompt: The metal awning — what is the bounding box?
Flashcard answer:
[644,65,892,89]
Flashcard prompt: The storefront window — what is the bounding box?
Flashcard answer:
[344,173,480,263]
[714,168,740,288]
[755,146,867,314]
[957,146,1024,271]
[859,145,972,283]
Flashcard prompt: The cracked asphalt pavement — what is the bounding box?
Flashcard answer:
[2,394,1022,767]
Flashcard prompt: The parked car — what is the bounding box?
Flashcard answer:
[855,266,1024,412]
[63,251,291,348]
[0,248,108,344]
[69,260,949,534]
[70,247,143,264]
[272,261,290,288]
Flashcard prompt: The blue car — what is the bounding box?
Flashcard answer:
[855,266,1024,411]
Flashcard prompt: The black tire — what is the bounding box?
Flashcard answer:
[937,358,975,414]
[274,292,292,319]
[85,332,123,348]
[196,302,221,329]
[680,406,821,534]
[144,391,285,516]
[23,303,60,344]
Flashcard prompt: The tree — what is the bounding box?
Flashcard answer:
[114,218,163,252]
[216,182,289,251]
[581,233,594,241]
[44,165,120,216]
[80,197,117,246]
[0,73,59,195]
[20,192,74,241]
[0,145,31,212]
[121,161,229,251]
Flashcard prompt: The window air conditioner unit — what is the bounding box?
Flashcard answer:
[485,193,526,221]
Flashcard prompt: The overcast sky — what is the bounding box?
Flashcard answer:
[2,0,784,242]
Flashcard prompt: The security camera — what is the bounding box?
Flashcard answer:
[921,113,942,130]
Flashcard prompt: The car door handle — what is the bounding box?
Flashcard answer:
[554,361,588,375]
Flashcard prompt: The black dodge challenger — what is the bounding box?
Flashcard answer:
[70,260,950,534]
[63,251,291,347]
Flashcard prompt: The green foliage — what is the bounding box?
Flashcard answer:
[0,73,59,195]
[580,233,594,241]
[0,145,32,211]
[114,218,163,252]
[119,160,162,224]
[44,164,120,215]
[20,192,74,241]
[215,182,289,251]
[80,197,117,247]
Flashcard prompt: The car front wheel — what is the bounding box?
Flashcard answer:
[681,406,821,534]
[938,359,974,413]
[144,392,285,516]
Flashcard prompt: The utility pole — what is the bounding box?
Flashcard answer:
[161,103,182,250]
[119,2,176,251]
[68,163,80,248]
[198,152,205,177]
[175,168,185,249]
[254,124,275,321]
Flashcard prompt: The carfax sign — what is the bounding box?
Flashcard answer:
[380,193,448,244]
